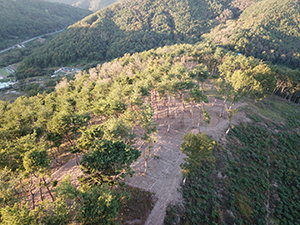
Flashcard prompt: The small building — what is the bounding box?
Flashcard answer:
[0,82,11,90]
[17,44,25,49]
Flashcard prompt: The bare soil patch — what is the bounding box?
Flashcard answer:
[34,97,249,224]
[125,98,250,225]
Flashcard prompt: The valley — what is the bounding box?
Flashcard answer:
[0,29,65,55]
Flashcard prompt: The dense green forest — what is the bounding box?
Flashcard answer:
[0,0,91,50]
[45,0,118,12]
[1,41,300,223]
[18,0,300,72]
[18,0,236,70]
[204,0,300,68]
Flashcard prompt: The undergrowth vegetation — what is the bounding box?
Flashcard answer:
[165,98,300,224]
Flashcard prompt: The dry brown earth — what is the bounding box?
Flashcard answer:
[43,97,250,224]
[126,98,250,224]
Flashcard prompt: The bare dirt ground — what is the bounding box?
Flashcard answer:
[125,97,250,225]
[39,97,250,224]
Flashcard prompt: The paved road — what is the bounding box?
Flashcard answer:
[0,28,65,54]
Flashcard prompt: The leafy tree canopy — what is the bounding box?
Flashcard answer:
[80,139,140,185]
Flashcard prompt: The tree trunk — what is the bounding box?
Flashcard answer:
[40,178,44,202]
[212,98,216,107]
[143,156,148,177]
[167,95,171,118]
[66,133,73,146]
[190,103,194,127]
[198,104,202,133]
[75,152,79,165]
[50,148,60,165]
[219,97,227,117]
[43,177,54,202]
[181,96,185,127]
[30,174,35,210]
[56,146,60,155]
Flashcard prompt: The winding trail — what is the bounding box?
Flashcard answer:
[125,99,249,224]
[41,99,248,224]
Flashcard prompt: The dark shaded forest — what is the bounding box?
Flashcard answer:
[18,0,300,72]
[18,0,234,69]
[46,0,118,12]
[204,0,300,68]
[0,0,91,50]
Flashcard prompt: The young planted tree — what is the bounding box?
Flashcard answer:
[0,96,40,140]
[140,133,157,177]
[45,132,63,165]
[168,64,195,127]
[23,138,54,207]
[0,203,35,225]
[52,174,122,225]
[80,139,140,186]
[0,168,23,208]
[1,175,77,225]
[216,53,276,132]
[138,104,158,176]
[75,184,122,225]
[184,87,210,132]
[77,125,104,152]
[101,116,136,145]
[0,131,43,172]
[33,175,78,225]
[47,110,90,165]
[190,63,209,92]
[180,132,216,175]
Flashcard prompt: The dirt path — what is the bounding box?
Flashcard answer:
[125,98,250,225]
[50,154,82,185]
[41,98,249,224]
[29,154,82,206]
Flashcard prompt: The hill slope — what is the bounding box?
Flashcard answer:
[21,0,300,70]
[204,0,300,67]
[45,0,118,12]
[0,0,92,50]
[1,40,300,223]
[19,0,236,69]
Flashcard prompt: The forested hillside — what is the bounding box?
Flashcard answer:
[18,0,236,70]
[165,98,300,224]
[45,0,118,12]
[0,0,92,50]
[1,0,300,223]
[18,0,300,72]
[1,40,300,223]
[204,0,300,68]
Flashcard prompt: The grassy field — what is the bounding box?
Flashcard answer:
[0,68,9,77]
